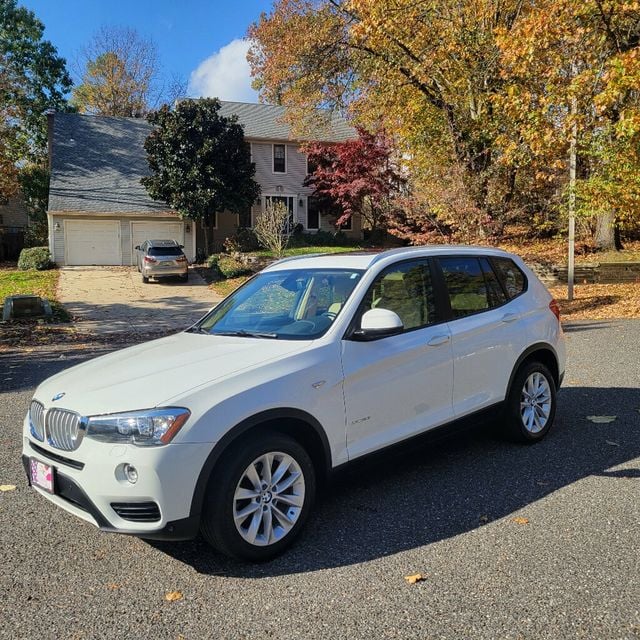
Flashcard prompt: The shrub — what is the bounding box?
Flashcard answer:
[17,246,53,271]
[223,228,261,254]
[206,254,220,272]
[253,200,292,257]
[217,255,253,278]
[289,230,357,248]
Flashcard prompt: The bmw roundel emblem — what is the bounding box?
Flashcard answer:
[52,392,65,402]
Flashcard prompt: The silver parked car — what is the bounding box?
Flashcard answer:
[135,239,189,283]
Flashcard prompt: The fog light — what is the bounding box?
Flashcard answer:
[124,464,138,484]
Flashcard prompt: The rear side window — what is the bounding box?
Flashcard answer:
[492,258,526,299]
[439,257,490,318]
[479,258,507,307]
[148,246,183,256]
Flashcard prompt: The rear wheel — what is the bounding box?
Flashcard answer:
[201,431,315,561]
[141,272,149,283]
[503,361,556,443]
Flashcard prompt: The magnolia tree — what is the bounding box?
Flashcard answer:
[142,98,260,253]
[253,200,293,257]
[303,128,404,236]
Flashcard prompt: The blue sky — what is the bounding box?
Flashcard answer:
[22,0,274,102]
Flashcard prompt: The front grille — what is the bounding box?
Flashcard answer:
[111,502,161,522]
[46,408,84,451]
[29,401,45,441]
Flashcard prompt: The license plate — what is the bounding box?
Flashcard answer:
[160,261,173,266]
[30,458,54,493]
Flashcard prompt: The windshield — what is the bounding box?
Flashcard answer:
[196,268,364,339]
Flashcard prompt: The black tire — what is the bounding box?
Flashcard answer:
[180,273,188,282]
[201,431,316,561]
[141,273,149,283]
[502,361,557,443]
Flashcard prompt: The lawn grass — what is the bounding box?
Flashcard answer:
[0,268,69,321]
[254,245,362,259]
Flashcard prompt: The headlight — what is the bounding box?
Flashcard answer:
[86,408,190,446]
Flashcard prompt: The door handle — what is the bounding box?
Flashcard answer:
[427,334,450,347]
[501,313,518,323]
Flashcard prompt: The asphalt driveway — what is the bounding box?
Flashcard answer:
[1,320,638,639]
[57,266,222,335]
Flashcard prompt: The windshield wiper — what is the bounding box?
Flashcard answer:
[212,329,279,339]
[185,326,210,334]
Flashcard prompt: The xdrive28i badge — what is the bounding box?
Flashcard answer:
[51,392,65,402]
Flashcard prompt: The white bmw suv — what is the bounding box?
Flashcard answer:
[23,247,565,561]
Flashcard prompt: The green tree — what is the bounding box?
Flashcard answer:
[19,164,49,246]
[141,99,261,253]
[0,0,71,199]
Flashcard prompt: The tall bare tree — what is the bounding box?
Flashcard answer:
[72,26,162,117]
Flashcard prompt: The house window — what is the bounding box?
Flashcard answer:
[201,212,217,229]
[307,197,320,230]
[239,207,251,228]
[306,155,317,176]
[265,195,295,231]
[273,144,286,173]
[339,216,352,231]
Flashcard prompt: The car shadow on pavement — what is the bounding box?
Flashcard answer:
[148,385,640,578]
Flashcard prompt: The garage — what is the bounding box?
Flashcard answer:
[65,220,121,266]
[131,221,185,257]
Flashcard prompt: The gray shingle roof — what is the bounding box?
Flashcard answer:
[218,101,356,143]
[48,113,169,213]
[48,104,355,214]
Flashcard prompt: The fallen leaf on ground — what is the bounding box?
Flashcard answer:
[106,583,121,591]
[0,485,16,492]
[479,514,490,524]
[586,415,617,423]
[512,517,530,525]
[164,591,184,602]
[404,574,426,585]
[605,440,620,447]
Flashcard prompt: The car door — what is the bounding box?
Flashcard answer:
[341,258,454,460]
[436,255,529,417]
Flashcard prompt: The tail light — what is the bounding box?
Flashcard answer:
[143,255,157,264]
[176,255,187,263]
[549,299,561,321]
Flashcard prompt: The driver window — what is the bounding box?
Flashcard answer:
[359,260,435,331]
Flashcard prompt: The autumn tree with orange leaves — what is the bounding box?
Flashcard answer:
[249,0,640,250]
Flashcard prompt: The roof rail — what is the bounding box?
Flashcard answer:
[367,246,435,266]
[268,252,327,266]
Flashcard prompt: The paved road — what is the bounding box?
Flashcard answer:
[58,266,221,335]
[1,321,639,639]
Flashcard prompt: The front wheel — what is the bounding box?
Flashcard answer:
[201,431,316,561]
[503,361,556,443]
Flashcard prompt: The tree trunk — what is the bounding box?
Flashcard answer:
[595,211,622,251]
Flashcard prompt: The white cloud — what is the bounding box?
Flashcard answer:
[188,38,258,102]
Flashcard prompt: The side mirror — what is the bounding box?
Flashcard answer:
[351,308,403,340]
[134,245,140,250]
[179,244,184,248]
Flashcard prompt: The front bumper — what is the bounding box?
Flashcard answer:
[22,427,211,541]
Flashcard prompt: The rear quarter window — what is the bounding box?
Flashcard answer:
[492,257,527,299]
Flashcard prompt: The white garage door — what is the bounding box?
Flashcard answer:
[131,221,184,257]
[65,220,121,265]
